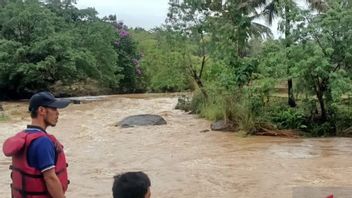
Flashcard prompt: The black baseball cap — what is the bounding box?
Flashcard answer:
[29,91,71,112]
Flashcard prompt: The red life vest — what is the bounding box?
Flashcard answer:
[2,131,69,198]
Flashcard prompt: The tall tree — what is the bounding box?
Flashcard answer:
[261,0,327,107]
[294,0,352,123]
[167,0,213,97]
[166,0,272,96]
[0,0,125,98]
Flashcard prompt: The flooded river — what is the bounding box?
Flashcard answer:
[1,94,352,197]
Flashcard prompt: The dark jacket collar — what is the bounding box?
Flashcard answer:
[26,125,47,133]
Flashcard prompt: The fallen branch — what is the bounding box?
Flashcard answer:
[255,127,300,138]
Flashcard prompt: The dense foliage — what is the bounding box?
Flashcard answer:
[0,0,140,98]
[158,0,352,136]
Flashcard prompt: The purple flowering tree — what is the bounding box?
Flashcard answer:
[104,15,143,92]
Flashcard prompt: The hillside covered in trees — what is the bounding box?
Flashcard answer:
[0,0,143,98]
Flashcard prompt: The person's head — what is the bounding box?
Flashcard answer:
[113,172,151,198]
[29,91,70,128]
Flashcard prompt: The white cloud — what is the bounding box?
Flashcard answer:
[76,0,170,29]
[76,0,309,35]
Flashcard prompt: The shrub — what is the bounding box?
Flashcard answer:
[267,104,307,130]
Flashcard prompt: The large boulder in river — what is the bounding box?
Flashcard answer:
[211,120,237,132]
[175,95,191,112]
[117,114,167,128]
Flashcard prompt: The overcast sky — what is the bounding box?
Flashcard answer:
[76,0,170,30]
[76,0,308,37]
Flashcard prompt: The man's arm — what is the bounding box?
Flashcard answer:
[43,168,65,198]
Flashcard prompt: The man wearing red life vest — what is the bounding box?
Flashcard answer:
[2,91,71,198]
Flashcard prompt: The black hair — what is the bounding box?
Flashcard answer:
[112,172,151,198]
[30,108,38,118]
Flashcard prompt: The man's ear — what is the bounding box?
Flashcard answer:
[145,187,151,198]
[37,106,46,115]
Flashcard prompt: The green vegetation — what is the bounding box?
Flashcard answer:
[0,0,351,136]
[130,28,191,92]
[161,0,352,136]
[0,0,140,98]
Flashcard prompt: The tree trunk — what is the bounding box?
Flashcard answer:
[189,54,208,99]
[313,78,327,122]
[193,70,208,99]
[316,87,327,122]
[285,5,296,107]
[288,78,296,107]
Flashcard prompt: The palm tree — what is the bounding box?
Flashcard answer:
[167,0,273,96]
[261,0,327,107]
[209,0,273,58]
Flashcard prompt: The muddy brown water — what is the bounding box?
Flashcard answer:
[1,94,352,198]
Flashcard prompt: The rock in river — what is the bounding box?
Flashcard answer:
[117,114,167,128]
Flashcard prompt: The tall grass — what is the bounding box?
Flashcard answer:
[190,88,260,134]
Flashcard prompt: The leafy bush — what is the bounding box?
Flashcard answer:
[307,122,336,137]
[267,104,307,130]
[334,104,352,136]
[190,87,260,133]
